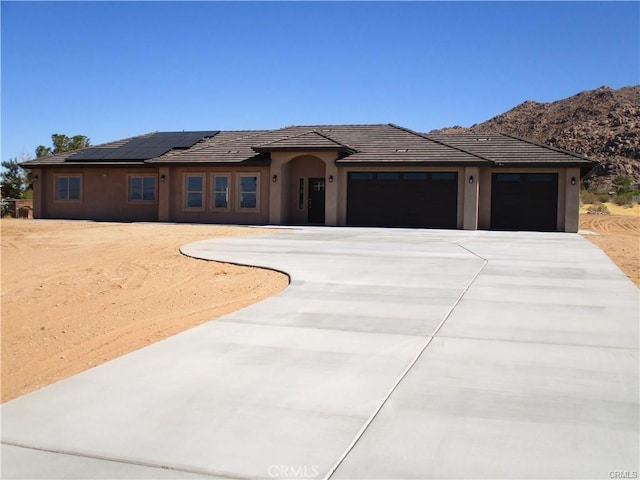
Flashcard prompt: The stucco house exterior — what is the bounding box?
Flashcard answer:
[22,124,596,232]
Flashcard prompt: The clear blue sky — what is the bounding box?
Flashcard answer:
[2,1,638,161]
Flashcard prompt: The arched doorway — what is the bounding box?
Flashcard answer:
[285,155,326,225]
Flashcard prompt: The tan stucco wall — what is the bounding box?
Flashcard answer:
[564,167,581,233]
[478,168,493,229]
[284,156,326,224]
[31,168,43,218]
[269,152,339,225]
[31,162,582,232]
[167,165,270,224]
[462,167,480,230]
[158,166,171,222]
[36,167,159,222]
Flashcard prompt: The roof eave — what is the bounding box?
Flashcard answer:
[335,160,490,167]
[22,161,149,168]
[145,158,271,166]
[491,161,596,168]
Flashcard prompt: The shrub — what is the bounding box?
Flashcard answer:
[580,190,599,205]
[598,193,613,203]
[613,193,633,206]
[0,199,10,217]
[586,202,610,215]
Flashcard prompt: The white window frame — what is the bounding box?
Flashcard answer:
[211,173,231,211]
[127,174,157,203]
[183,173,206,211]
[54,174,82,202]
[236,173,260,212]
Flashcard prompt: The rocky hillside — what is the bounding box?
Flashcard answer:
[431,85,640,191]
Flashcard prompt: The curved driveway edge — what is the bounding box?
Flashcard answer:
[2,227,638,479]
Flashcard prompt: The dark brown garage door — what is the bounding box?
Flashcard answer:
[347,172,458,228]
[491,173,558,231]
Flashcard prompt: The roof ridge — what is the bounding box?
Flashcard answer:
[308,130,346,146]
[92,131,157,148]
[311,129,359,153]
[254,129,324,147]
[294,123,390,128]
[157,130,268,159]
[388,123,495,164]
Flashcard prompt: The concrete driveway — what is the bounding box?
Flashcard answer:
[2,227,638,479]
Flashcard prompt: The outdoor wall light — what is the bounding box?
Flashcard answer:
[272,174,278,183]
[102,172,109,177]
[328,175,334,183]
[468,176,474,184]
[571,177,576,185]
[160,174,166,182]
[33,175,39,181]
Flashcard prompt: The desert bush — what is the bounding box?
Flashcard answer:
[613,193,633,206]
[0,199,12,217]
[580,189,599,205]
[612,175,633,194]
[580,189,613,205]
[586,202,610,215]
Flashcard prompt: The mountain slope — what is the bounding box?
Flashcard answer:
[430,85,640,190]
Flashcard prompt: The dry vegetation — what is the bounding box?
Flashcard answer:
[1,220,288,402]
[1,213,637,402]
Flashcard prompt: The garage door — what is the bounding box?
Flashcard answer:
[347,172,458,228]
[491,173,558,231]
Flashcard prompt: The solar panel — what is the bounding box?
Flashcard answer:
[67,131,219,161]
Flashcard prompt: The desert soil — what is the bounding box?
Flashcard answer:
[579,206,640,288]
[2,212,638,402]
[1,220,288,402]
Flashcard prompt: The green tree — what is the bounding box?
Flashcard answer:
[1,158,30,199]
[35,145,52,158]
[36,133,90,157]
[611,175,632,194]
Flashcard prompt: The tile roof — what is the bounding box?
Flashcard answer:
[252,131,355,153]
[149,124,489,166]
[21,125,597,169]
[427,132,596,167]
[329,125,488,165]
[148,129,292,165]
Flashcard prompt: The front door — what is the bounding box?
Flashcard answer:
[308,178,326,224]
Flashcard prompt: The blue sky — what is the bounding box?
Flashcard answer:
[2,1,638,161]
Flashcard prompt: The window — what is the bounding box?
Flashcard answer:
[404,173,427,181]
[184,174,204,209]
[528,174,555,183]
[349,172,374,181]
[55,175,81,201]
[212,174,229,209]
[298,178,304,210]
[128,176,156,202]
[377,173,401,180]
[431,173,456,181]
[238,174,259,210]
[496,174,522,182]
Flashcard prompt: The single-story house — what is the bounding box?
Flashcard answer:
[22,124,596,232]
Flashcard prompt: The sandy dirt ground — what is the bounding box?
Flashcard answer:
[1,212,638,402]
[1,220,288,402]
[579,208,640,288]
